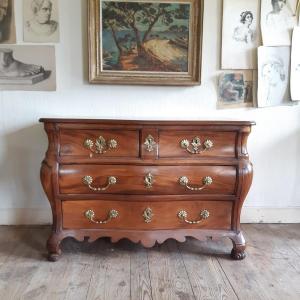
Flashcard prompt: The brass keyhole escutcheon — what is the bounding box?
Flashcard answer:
[143,207,154,223]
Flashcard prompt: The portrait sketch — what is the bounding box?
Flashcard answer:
[23,0,59,43]
[257,46,290,107]
[291,26,300,101]
[261,0,297,46]
[218,71,254,108]
[0,45,56,91]
[222,0,261,69]
[0,0,16,43]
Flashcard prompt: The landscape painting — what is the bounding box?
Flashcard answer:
[101,1,190,73]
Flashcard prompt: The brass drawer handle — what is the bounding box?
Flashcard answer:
[85,209,119,224]
[178,209,210,224]
[83,175,117,191]
[180,137,213,154]
[144,173,154,189]
[84,136,118,157]
[179,176,213,191]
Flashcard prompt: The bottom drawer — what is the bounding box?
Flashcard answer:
[62,200,232,230]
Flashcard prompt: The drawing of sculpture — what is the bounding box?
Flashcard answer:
[25,0,58,38]
[0,48,46,83]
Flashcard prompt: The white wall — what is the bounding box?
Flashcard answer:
[0,0,299,225]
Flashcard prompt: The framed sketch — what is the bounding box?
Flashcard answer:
[218,70,255,108]
[291,26,300,101]
[23,0,59,43]
[257,46,290,107]
[88,0,203,85]
[222,0,261,69]
[0,0,16,44]
[0,45,56,91]
[261,0,297,46]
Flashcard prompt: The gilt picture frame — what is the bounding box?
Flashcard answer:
[88,0,203,85]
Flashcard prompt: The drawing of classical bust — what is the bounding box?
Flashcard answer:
[25,0,58,37]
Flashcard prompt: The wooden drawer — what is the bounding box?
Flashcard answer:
[59,129,139,158]
[59,165,237,195]
[159,131,237,158]
[62,200,233,230]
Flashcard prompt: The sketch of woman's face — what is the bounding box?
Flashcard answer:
[245,13,253,25]
[262,61,285,86]
[278,0,286,10]
[272,0,286,12]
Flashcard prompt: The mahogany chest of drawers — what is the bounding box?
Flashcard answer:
[40,119,254,261]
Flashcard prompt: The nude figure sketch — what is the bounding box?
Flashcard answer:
[233,11,255,44]
[24,0,59,42]
[0,0,15,43]
[0,48,47,82]
[261,57,286,103]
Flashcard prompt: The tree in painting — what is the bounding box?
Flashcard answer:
[102,1,190,72]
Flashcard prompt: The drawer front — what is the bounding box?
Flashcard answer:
[59,165,237,195]
[159,131,237,158]
[62,200,232,230]
[59,129,139,158]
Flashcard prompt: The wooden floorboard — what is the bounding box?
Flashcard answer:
[0,225,299,300]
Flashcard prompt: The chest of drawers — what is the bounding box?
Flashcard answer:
[40,119,254,261]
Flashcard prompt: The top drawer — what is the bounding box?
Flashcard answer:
[159,131,237,158]
[59,129,139,158]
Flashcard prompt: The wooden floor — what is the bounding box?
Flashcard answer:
[0,225,299,300]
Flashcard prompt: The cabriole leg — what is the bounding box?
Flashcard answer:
[47,233,62,262]
[230,231,246,260]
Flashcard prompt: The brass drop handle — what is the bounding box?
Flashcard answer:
[84,136,118,157]
[178,209,210,224]
[180,137,213,154]
[179,176,213,191]
[83,175,117,191]
[85,209,119,224]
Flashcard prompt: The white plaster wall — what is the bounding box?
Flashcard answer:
[0,0,299,224]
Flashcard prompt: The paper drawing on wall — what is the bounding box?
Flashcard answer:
[23,0,59,43]
[261,0,297,46]
[0,45,56,91]
[218,71,254,108]
[291,26,300,101]
[0,0,16,43]
[222,0,261,69]
[232,11,255,44]
[101,1,190,72]
[257,46,290,107]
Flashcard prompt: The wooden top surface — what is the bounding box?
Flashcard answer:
[39,118,256,126]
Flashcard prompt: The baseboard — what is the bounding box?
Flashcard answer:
[0,207,299,225]
[241,207,300,224]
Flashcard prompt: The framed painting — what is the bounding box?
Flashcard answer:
[88,0,203,85]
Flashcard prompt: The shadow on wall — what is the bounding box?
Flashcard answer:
[0,124,51,224]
